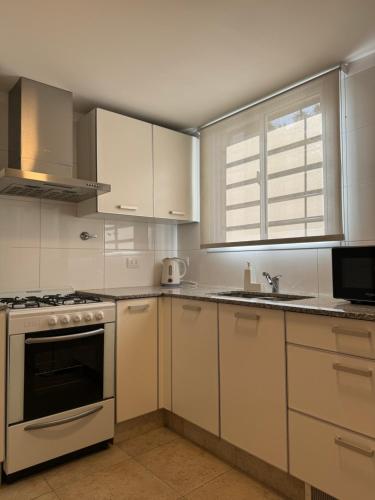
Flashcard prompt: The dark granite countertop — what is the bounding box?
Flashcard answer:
[78,285,375,321]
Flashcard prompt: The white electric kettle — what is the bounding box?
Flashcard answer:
[161,257,187,286]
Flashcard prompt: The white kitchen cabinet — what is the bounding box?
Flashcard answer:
[0,311,5,464]
[289,410,375,500]
[77,109,199,222]
[219,304,288,471]
[153,125,198,222]
[78,108,154,218]
[116,299,158,422]
[288,344,375,438]
[171,299,219,435]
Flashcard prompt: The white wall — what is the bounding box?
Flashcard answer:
[0,92,177,292]
[178,59,375,297]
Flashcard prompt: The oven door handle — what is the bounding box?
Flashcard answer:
[24,405,104,431]
[25,328,105,344]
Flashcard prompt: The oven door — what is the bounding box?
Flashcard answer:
[8,322,115,425]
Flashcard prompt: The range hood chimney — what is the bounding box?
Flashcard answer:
[0,78,110,202]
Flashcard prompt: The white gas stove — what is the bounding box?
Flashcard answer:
[1,289,116,477]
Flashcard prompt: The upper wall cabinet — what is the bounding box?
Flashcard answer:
[77,109,199,222]
[153,125,197,222]
[77,109,153,218]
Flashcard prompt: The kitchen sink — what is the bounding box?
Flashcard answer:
[212,291,314,302]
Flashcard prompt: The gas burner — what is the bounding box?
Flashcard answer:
[0,292,103,309]
[0,296,44,310]
[40,293,102,307]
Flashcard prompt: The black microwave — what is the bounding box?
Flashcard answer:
[332,246,375,304]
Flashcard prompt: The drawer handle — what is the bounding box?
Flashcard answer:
[182,304,201,312]
[234,312,259,321]
[128,304,150,312]
[333,363,373,378]
[332,326,371,338]
[334,436,374,457]
[118,205,138,211]
[169,210,186,216]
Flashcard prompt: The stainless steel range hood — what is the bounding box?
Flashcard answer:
[0,78,110,202]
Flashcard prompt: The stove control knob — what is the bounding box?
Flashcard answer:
[60,315,70,325]
[95,311,104,321]
[72,314,82,323]
[48,316,58,326]
[84,312,93,322]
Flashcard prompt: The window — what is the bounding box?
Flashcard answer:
[200,70,343,248]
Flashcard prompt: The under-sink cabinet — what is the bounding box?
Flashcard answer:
[171,298,219,435]
[219,304,288,471]
[116,298,158,422]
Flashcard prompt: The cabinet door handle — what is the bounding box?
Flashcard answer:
[182,304,201,312]
[234,312,259,321]
[128,304,150,312]
[332,326,371,338]
[169,210,186,216]
[333,363,372,378]
[118,205,138,211]
[334,436,374,457]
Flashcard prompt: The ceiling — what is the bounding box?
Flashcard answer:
[0,0,375,130]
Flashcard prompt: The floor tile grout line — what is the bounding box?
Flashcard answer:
[130,432,233,497]
[179,469,231,498]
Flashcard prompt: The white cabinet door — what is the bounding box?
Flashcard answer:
[0,312,4,463]
[153,125,196,221]
[96,109,153,217]
[116,299,158,422]
[172,299,219,435]
[219,304,288,471]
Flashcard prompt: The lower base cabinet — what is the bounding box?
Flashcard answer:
[116,298,158,422]
[289,410,375,500]
[219,304,288,471]
[171,299,219,435]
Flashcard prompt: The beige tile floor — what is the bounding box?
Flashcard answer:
[0,427,285,500]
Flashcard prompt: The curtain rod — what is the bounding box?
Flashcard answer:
[199,64,342,131]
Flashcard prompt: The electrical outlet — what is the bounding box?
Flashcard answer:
[126,257,139,269]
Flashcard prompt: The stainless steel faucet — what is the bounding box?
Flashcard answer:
[263,272,282,293]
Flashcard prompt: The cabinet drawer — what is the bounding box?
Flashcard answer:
[289,410,375,500]
[288,344,375,438]
[286,312,375,359]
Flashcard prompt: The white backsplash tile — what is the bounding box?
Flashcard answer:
[104,251,155,288]
[178,223,200,250]
[317,248,333,297]
[0,197,40,247]
[0,247,40,291]
[154,223,178,251]
[41,200,104,249]
[104,219,153,250]
[40,248,104,290]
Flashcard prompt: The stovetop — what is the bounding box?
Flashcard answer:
[0,292,103,310]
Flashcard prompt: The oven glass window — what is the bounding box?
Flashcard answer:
[24,325,104,421]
